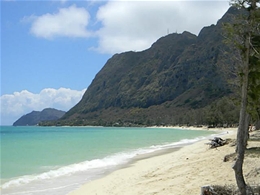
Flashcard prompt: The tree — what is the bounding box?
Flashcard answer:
[226,1,260,194]
[247,35,260,126]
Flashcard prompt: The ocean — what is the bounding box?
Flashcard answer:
[1,126,219,195]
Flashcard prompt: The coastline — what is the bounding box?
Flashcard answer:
[68,127,260,195]
[148,125,228,131]
[1,126,218,195]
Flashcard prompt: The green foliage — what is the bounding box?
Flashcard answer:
[41,8,244,127]
[224,2,260,194]
[204,97,240,126]
[15,108,65,126]
[224,4,260,124]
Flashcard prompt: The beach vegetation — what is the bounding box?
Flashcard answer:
[224,0,260,194]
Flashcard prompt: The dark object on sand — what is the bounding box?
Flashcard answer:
[201,185,260,195]
[206,137,226,148]
[201,185,234,195]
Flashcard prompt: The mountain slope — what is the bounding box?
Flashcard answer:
[46,7,241,126]
[13,108,66,126]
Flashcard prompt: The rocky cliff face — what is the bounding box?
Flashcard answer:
[48,7,241,126]
[13,108,65,126]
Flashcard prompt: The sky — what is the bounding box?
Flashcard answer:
[1,0,230,125]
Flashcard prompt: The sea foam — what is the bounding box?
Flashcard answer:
[1,130,223,195]
[1,135,209,191]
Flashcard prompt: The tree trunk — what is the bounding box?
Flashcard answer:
[232,32,250,195]
[233,112,250,194]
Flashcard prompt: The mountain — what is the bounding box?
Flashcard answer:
[13,108,66,126]
[42,7,241,127]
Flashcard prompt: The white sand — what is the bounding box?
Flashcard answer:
[69,128,260,195]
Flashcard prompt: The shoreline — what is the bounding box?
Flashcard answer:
[1,126,222,195]
[147,125,236,131]
[68,128,244,195]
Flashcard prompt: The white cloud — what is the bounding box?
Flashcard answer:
[60,0,68,4]
[25,1,230,53]
[94,0,230,54]
[30,5,91,39]
[0,88,86,125]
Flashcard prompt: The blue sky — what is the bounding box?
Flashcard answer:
[1,0,230,125]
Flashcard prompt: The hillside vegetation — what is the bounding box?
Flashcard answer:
[41,7,242,127]
[14,108,65,126]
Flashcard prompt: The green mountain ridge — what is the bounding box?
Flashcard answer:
[42,7,241,127]
[13,108,66,126]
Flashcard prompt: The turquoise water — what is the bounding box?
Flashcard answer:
[1,126,217,195]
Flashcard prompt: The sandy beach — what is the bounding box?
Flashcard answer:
[69,128,260,195]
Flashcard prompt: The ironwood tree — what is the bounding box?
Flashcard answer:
[226,0,260,194]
